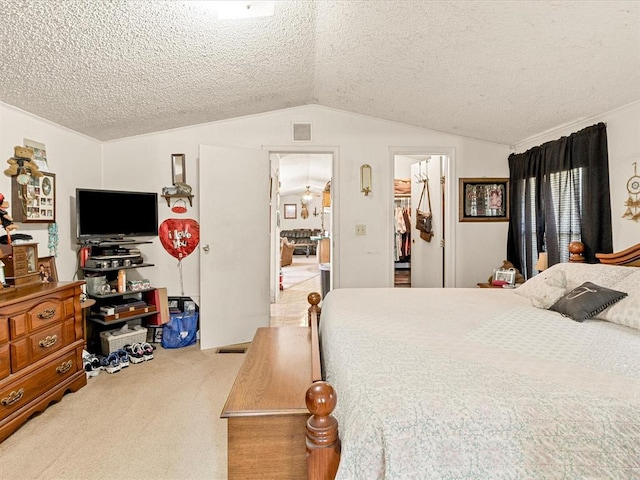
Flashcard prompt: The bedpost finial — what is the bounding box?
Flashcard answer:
[308,292,321,307]
[306,381,337,416]
[569,241,585,263]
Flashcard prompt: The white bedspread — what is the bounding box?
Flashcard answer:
[320,288,640,479]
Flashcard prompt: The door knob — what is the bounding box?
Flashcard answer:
[203,244,210,252]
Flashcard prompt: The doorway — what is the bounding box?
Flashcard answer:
[393,152,451,288]
[270,152,333,326]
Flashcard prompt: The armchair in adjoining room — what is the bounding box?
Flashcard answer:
[281,237,295,267]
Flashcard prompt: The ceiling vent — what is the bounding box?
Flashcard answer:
[292,122,312,142]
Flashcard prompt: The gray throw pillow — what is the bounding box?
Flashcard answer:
[549,282,628,322]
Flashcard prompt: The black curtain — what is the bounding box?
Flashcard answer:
[507,123,613,278]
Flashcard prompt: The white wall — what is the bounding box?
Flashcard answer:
[515,101,640,252]
[0,102,103,281]
[279,194,323,231]
[102,105,512,297]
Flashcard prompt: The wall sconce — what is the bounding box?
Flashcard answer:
[360,164,372,196]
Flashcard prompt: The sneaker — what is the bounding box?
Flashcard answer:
[100,352,121,374]
[141,342,155,361]
[83,355,100,378]
[125,343,145,364]
[116,349,130,368]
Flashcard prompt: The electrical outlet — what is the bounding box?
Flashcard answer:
[355,224,366,235]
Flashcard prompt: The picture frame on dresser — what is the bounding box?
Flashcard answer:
[11,172,56,223]
[37,256,58,283]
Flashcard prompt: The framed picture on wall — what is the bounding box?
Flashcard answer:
[11,172,56,223]
[459,177,509,222]
[284,204,297,219]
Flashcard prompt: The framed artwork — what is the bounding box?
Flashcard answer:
[459,177,509,222]
[171,153,186,185]
[37,256,58,283]
[11,172,56,223]
[284,204,297,219]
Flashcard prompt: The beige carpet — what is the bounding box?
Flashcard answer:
[0,345,245,480]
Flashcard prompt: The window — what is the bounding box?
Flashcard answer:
[507,123,612,278]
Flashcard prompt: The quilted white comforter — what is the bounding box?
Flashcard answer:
[319,288,640,479]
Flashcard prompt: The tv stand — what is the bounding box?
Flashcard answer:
[78,239,164,353]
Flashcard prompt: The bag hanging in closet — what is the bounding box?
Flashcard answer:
[415,179,433,242]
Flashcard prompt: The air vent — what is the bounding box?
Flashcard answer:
[292,122,312,142]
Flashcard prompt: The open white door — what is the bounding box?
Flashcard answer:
[411,159,444,287]
[199,145,270,349]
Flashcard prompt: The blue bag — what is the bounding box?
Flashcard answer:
[161,312,198,349]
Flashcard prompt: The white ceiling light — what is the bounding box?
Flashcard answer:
[216,1,275,20]
[302,186,313,201]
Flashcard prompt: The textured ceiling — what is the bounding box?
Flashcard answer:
[1,1,638,144]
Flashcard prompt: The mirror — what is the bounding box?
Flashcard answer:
[171,154,186,185]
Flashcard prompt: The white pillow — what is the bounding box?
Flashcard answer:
[596,270,640,330]
[543,262,636,291]
[515,267,567,308]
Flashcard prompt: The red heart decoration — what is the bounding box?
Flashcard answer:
[158,219,200,260]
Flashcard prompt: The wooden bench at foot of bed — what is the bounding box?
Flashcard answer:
[220,291,339,480]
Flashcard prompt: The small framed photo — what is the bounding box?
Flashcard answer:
[171,153,186,185]
[493,268,516,285]
[284,204,297,219]
[459,178,509,222]
[37,256,58,283]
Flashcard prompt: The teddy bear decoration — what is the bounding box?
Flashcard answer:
[5,146,43,183]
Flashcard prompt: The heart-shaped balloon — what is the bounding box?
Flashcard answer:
[158,219,200,260]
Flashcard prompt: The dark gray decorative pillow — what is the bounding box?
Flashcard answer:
[549,282,628,322]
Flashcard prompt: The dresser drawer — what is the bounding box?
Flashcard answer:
[8,296,73,338]
[0,349,79,419]
[10,319,75,372]
[0,344,9,380]
[0,320,7,345]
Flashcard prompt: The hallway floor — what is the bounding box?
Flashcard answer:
[271,255,321,327]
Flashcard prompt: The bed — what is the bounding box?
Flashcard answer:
[305,243,640,479]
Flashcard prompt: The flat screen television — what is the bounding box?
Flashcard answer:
[76,188,158,241]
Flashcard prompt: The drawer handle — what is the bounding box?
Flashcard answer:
[1,388,24,407]
[39,335,58,348]
[56,360,73,374]
[37,308,56,320]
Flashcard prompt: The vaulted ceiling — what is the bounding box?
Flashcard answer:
[1,1,638,144]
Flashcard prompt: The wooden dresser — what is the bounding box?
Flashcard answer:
[0,281,86,443]
[221,327,314,479]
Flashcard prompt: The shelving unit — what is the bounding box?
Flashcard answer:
[161,193,193,206]
[78,239,164,352]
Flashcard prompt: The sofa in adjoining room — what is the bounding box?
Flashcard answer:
[280,229,322,256]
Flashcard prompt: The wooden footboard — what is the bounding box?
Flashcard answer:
[306,292,341,480]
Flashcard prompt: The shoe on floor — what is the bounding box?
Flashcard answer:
[141,342,155,361]
[100,352,121,374]
[83,355,100,378]
[116,349,130,368]
[125,343,145,364]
